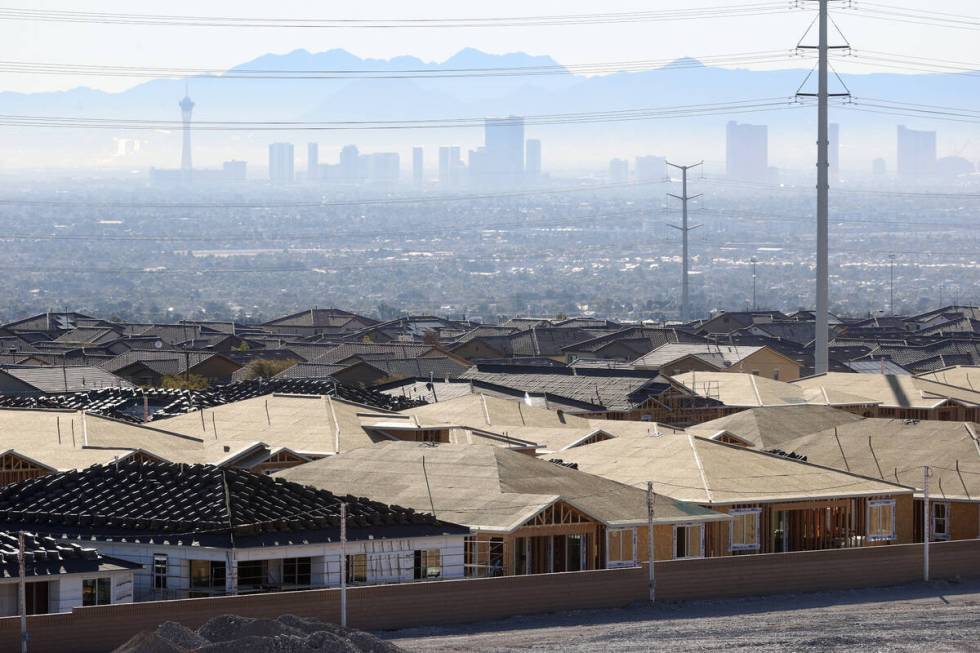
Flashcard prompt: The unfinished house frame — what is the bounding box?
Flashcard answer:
[558,433,916,558]
[278,441,728,576]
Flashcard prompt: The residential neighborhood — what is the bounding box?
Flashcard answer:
[2,0,980,649]
[0,304,976,649]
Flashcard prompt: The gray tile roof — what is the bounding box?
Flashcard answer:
[458,367,668,411]
[0,366,133,393]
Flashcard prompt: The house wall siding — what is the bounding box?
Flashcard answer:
[86,534,465,601]
[951,502,980,541]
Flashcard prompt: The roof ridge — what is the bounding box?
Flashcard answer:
[686,433,712,503]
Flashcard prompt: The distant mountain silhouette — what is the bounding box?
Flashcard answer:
[1,48,976,166]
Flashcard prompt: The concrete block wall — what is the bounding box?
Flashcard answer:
[0,540,977,653]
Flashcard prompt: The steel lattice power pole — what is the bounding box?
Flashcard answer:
[666,161,703,322]
[814,0,830,375]
[798,0,848,374]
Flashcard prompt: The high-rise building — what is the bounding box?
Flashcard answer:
[412,147,424,188]
[179,92,195,181]
[726,121,768,182]
[829,123,840,182]
[307,143,319,182]
[635,155,666,182]
[609,158,629,183]
[438,146,463,187]
[368,152,400,186]
[897,125,937,178]
[872,158,887,176]
[339,145,362,182]
[268,143,295,183]
[482,116,525,186]
[525,139,542,183]
[222,160,247,181]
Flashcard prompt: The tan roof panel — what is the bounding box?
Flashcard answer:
[556,433,910,505]
[686,405,865,448]
[673,371,878,408]
[778,419,980,501]
[792,372,980,409]
[276,442,725,532]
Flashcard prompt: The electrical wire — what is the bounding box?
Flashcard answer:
[700,176,980,199]
[0,3,801,29]
[0,98,802,131]
[0,50,805,80]
[850,7,980,32]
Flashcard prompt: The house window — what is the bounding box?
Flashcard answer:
[346,554,367,584]
[190,560,225,590]
[607,528,635,566]
[730,509,761,551]
[773,369,780,380]
[152,554,168,590]
[82,578,111,606]
[282,557,312,586]
[867,499,897,542]
[933,503,950,540]
[413,549,442,580]
[674,524,704,559]
[464,537,504,577]
[237,560,269,590]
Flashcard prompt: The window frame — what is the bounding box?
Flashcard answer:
[606,528,637,567]
[866,499,897,542]
[672,523,705,559]
[413,549,442,580]
[190,559,226,589]
[346,553,367,584]
[932,502,950,540]
[237,559,269,590]
[82,577,111,606]
[152,553,168,590]
[729,508,762,552]
[282,557,312,586]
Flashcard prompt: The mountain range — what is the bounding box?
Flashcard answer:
[1,48,977,170]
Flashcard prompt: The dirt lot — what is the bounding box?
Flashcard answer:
[384,579,980,652]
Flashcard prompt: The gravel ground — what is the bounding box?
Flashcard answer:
[383,579,980,652]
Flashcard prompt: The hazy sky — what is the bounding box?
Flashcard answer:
[3,0,978,93]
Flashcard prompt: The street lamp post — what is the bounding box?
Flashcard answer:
[888,254,897,315]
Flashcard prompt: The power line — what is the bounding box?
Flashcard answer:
[0,4,800,29]
[0,50,804,80]
[0,98,802,131]
[851,3,980,31]
[701,176,980,199]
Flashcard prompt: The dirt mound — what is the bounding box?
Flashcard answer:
[112,614,406,653]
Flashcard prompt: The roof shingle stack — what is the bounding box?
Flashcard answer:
[0,459,465,546]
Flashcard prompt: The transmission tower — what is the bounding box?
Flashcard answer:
[796,0,850,374]
[666,160,703,322]
[179,82,195,182]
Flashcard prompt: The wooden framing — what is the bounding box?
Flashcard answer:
[710,494,912,555]
[0,452,52,486]
[462,501,606,577]
[251,450,310,475]
[583,385,736,426]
